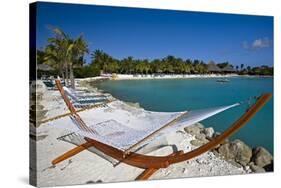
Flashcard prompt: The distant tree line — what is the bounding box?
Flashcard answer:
[78,50,273,77]
[89,50,209,75]
[37,28,273,85]
[238,64,273,76]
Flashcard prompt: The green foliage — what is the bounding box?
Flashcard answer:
[247,66,273,76]
[88,50,273,76]
[90,53,210,75]
[74,65,100,78]
[217,62,229,69]
[36,50,46,64]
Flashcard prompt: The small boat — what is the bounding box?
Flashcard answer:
[216,78,230,83]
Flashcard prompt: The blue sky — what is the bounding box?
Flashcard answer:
[36,2,273,67]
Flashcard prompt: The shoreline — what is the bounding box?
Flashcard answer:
[78,74,273,83]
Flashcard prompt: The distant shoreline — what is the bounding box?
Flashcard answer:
[79,73,273,82]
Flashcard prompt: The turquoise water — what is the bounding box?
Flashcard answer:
[97,77,273,154]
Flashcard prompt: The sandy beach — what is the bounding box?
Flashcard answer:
[30,79,253,187]
[99,73,239,80]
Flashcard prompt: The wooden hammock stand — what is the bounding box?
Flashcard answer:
[52,79,272,180]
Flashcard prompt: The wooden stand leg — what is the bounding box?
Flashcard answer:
[52,141,94,165]
[136,168,159,180]
[135,150,184,180]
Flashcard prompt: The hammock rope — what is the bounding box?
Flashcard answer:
[238,95,261,112]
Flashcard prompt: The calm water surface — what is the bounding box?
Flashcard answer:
[97,77,273,154]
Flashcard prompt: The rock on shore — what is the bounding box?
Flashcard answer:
[218,139,252,166]
[251,147,273,171]
[184,124,273,173]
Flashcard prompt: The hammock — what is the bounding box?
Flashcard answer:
[51,100,239,152]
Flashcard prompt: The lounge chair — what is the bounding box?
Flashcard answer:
[71,101,108,109]
[52,80,272,180]
[42,80,55,90]
[63,86,108,107]
[65,86,107,99]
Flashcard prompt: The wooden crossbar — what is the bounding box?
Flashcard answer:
[40,100,114,124]
[52,141,94,165]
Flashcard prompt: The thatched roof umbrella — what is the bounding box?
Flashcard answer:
[37,64,55,79]
[221,64,236,73]
[207,61,221,73]
[156,69,163,74]
[37,64,54,71]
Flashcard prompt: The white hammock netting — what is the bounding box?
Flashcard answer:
[51,100,239,151]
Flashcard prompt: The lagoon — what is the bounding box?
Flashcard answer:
[97,77,273,154]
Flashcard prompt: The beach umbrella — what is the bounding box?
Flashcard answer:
[37,64,55,71]
[207,61,221,72]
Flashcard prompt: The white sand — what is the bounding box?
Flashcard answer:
[105,73,239,80]
[32,81,246,187]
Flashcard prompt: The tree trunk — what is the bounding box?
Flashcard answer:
[61,70,65,83]
[59,68,63,79]
[65,61,69,86]
[70,64,75,89]
[59,64,65,83]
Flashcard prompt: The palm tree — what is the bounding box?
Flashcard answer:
[44,36,67,82]
[68,36,88,88]
[91,50,112,73]
[91,49,104,69]
[135,60,145,74]
[246,66,251,74]
[240,63,244,71]
[44,28,72,85]
[107,59,119,73]
[119,56,135,74]
[45,28,88,88]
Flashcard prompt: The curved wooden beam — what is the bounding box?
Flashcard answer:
[168,93,272,164]
[55,80,77,115]
[81,93,271,169]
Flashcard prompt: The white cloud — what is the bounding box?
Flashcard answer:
[252,38,270,49]
[242,37,271,50]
